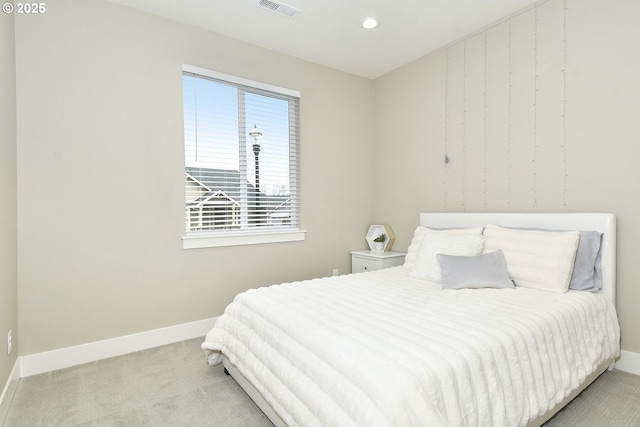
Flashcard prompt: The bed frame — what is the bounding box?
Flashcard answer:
[224,212,618,427]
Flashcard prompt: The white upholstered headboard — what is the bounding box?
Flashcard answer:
[419,213,617,305]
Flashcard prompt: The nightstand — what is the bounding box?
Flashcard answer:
[350,250,406,273]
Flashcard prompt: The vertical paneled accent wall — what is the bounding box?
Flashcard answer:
[375,0,640,356]
[443,0,567,212]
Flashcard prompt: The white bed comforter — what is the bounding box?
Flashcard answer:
[202,267,620,427]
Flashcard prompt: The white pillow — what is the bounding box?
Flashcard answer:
[404,226,484,270]
[482,224,580,293]
[411,230,484,282]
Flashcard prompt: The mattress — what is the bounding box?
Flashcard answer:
[202,266,620,427]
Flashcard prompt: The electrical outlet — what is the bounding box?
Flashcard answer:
[7,330,11,355]
[332,269,339,276]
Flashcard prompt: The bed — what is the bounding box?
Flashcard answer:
[202,212,621,427]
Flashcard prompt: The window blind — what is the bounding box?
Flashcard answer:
[182,66,300,235]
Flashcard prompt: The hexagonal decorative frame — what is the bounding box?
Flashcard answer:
[366,224,395,252]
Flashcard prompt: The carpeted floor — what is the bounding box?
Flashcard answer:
[3,338,640,427]
[542,367,640,427]
[2,338,272,427]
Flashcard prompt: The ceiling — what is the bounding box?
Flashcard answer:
[106,0,540,79]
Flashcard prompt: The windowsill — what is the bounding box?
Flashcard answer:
[182,229,306,249]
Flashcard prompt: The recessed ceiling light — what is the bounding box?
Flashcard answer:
[361,17,378,30]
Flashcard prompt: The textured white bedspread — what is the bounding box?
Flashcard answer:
[202,267,620,427]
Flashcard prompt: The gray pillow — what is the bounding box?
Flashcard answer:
[437,250,515,290]
[571,230,603,292]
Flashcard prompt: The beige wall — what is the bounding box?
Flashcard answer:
[15,0,375,355]
[0,10,18,392]
[374,0,640,354]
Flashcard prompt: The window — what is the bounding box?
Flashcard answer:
[182,65,303,248]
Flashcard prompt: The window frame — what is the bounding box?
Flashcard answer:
[181,65,304,249]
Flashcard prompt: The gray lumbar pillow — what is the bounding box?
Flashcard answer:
[437,250,515,290]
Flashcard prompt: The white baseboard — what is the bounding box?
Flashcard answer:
[19,317,217,378]
[615,349,640,377]
[0,359,20,425]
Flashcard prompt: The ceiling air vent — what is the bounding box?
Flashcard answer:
[257,0,301,19]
